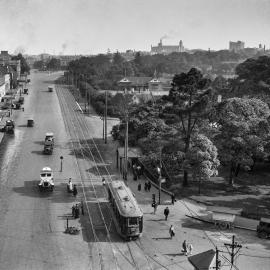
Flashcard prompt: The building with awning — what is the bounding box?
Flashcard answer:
[116,147,142,172]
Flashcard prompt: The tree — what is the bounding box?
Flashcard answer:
[12,53,30,74]
[165,68,213,186]
[112,51,124,66]
[47,58,61,70]
[183,134,219,194]
[214,98,270,185]
[235,56,270,84]
[33,60,44,70]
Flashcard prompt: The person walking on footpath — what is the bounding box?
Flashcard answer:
[169,225,175,239]
[138,183,141,191]
[153,202,158,214]
[73,184,78,197]
[182,240,187,255]
[144,182,148,191]
[164,206,170,220]
[187,243,193,255]
[147,181,151,192]
[171,193,175,205]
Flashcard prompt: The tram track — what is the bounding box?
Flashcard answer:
[56,85,120,270]
[55,82,177,270]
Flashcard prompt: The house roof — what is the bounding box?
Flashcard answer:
[117,147,142,158]
[188,249,216,270]
[118,76,152,85]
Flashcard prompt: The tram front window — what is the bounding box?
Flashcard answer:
[128,217,138,226]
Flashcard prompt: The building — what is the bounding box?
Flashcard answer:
[229,41,245,52]
[0,66,11,99]
[0,51,21,79]
[151,39,184,55]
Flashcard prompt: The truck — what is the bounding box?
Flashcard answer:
[43,132,54,154]
[38,167,54,192]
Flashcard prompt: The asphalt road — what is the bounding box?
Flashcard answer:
[0,71,91,270]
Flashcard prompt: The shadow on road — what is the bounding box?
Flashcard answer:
[31,150,45,155]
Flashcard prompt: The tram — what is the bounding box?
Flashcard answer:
[107,180,143,240]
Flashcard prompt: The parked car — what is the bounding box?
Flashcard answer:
[257,217,270,239]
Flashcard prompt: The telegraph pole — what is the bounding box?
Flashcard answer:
[105,90,108,144]
[224,235,242,267]
[215,247,220,270]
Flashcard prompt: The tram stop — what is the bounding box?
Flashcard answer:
[116,147,142,174]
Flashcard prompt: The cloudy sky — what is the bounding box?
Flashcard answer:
[0,0,269,55]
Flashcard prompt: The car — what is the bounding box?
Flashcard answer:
[27,119,34,127]
[257,217,270,239]
[38,167,54,192]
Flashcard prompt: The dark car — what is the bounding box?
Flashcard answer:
[18,97,24,104]
[257,217,270,239]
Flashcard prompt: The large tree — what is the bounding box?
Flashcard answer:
[214,97,270,185]
[12,53,30,74]
[183,134,219,194]
[164,68,213,186]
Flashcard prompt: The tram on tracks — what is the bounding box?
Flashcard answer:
[107,180,143,240]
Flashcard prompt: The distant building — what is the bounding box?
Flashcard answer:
[229,41,245,52]
[0,51,21,83]
[151,39,184,55]
[118,74,171,95]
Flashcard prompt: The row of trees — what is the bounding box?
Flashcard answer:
[67,49,264,91]
[111,65,270,187]
[33,58,61,70]
[68,52,270,188]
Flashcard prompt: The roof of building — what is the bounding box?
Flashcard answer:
[117,147,142,158]
[188,249,216,270]
[118,76,152,85]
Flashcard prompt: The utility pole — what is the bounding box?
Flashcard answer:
[105,90,107,144]
[124,114,128,180]
[224,235,242,267]
[215,247,220,270]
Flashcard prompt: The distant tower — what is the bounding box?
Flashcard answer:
[158,39,163,47]
[179,40,184,52]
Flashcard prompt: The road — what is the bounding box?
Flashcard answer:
[0,71,269,270]
[0,71,91,270]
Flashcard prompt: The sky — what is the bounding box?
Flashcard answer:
[0,0,269,55]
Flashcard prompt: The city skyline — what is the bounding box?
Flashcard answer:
[0,0,269,55]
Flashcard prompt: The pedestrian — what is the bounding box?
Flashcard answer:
[73,184,78,197]
[182,240,187,255]
[138,183,141,191]
[72,205,75,217]
[137,165,141,179]
[169,225,175,239]
[81,201,84,215]
[164,206,170,220]
[153,202,158,214]
[102,177,106,186]
[133,164,137,180]
[187,243,193,255]
[148,181,151,192]
[144,182,148,191]
[74,204,80,219]
[171,193,175,205]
